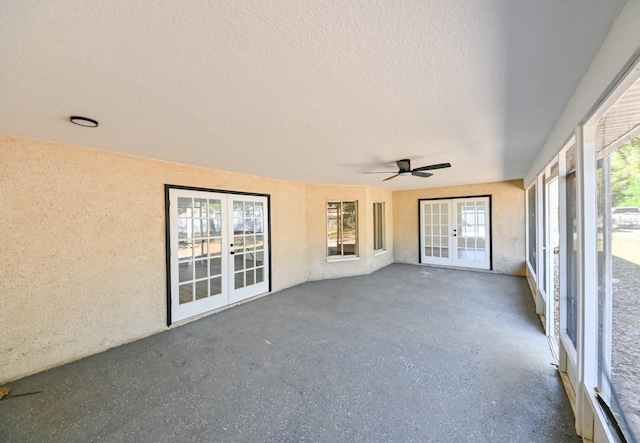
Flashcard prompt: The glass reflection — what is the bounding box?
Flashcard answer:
[195,259,207,279]
[179,284,192,304]
[210,277,221,296]
[195,280,208,300]
[178,241,193,261]
[235,253,244,270]
[179,262,192,283]
[209,257,221,276]
[208,238,222,257]
[178,198,191,217]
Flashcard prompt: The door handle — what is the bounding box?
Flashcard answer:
[230,244,234,255]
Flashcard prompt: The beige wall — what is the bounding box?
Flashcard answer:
[0,135,392,383]
[393,180,526,275]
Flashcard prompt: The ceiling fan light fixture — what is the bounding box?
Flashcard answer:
[399,171,412,176]
[70,116,98,128]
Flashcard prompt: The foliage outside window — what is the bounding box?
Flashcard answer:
[373,202,385,251]
[327,201,357,257]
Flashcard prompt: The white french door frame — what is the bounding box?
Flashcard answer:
[165,185,271,326]
[418,196,492,271]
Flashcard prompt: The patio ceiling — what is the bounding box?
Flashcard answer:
[0,1,625,190]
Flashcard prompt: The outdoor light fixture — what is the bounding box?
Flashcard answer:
[69,116,98,127]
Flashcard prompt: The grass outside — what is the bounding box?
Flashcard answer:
[612,229,640,264]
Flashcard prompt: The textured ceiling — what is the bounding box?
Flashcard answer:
[0,0,625,190]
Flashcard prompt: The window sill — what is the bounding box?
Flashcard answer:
[374,250,388,257]
[326,256,360,263]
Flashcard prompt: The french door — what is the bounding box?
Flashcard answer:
[167,187,269,324]
[420,197,491,270]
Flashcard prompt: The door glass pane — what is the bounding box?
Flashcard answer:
[179,283,193,304]
[179,241,193,261]
[209,257,221,277]
[244,235,254,250]
[246,270,255,286]
[179,262,192,283]
[256,267,264,283]
[244,218,254,233]
[235,272,244,289]
[193,240,207,259]
[255,202,264,218]
[256,250,264,266]
[208,199,221,217]
[209,217,221,236]
[194,198,207,217]
[195,259,208,279]
[178,219,189,239]
[209,277,221,296]
[235,253,244,271]
[195,280,208,300]
[245,201,254,217]
[178,197,191,217]
[208,238,222,257]
[233,201,243,234]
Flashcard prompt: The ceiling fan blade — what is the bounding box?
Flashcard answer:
[396,159,411,172]
[412,171,433,178]
[383,173,400,182]
[413,162,452,172]
[363,171,397,174]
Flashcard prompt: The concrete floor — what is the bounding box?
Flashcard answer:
[0,264,580,442]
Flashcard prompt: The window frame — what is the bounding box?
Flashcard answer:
[373,201,386,253]
[326,200,359,261]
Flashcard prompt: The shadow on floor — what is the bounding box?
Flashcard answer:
[0,264,579,442]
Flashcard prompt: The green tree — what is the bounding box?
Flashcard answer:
[610,137,640,207]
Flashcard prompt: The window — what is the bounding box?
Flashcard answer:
[527,185,537,274]
[373,202,385,251]
[594,74,640,442]
[327,201,358,258]
[564,145,578,348]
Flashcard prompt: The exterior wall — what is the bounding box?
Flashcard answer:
[393,179,526,275]
[0,135,392,383]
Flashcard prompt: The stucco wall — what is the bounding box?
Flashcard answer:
[392,180,525,275]
[0,135,392,383]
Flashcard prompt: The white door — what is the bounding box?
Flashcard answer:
[420,197,491,270]
[168,188,269,323]
[228,196,269,304]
